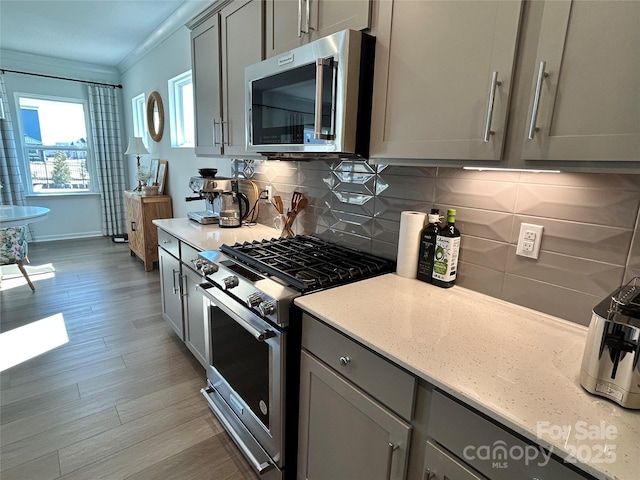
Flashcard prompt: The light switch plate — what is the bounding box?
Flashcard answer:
[516,223,544,259]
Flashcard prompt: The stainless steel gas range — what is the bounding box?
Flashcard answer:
[193,235,395,480]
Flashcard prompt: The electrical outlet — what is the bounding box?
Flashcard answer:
[516,223,544,259]
[265,185,273,202]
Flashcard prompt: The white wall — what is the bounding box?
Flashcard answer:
[120,26,233,219]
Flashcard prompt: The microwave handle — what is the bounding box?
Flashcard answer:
[315,58,335,140]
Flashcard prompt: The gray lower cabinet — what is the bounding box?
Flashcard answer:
[159,246,183,339]
[181,247,208,367]
[158,229,208,368]
[425,390,591,480]
[298,314,414,480]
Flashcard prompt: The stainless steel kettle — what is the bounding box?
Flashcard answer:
[218,190,250,228]
[579,277,640,409]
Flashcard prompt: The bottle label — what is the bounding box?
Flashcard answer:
[432,236,460,282]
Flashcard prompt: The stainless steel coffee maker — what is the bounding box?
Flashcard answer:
[580,277,640,409]
[186,175,249,227]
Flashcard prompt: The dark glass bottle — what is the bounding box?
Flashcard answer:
[416,209,441,283]
[432,208,461,288]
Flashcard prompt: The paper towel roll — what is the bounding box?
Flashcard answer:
[396,211,427,278]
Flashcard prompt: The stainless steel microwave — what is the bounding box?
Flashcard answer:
[245,29,375,159]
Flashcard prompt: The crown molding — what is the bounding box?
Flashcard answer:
[117,0,212,74]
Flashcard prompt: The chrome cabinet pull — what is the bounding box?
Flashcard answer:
[213,118,221,146]
[172,268,180,295]
[528,61,548,140]
[483,71,501,142]
[222,120,229,146]
[180,274,187,298]
[339,356,350,366]
[304,0,310,34]
[298,0,310,36]
[386,442,399,480]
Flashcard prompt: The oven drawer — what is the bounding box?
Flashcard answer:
[302,313,416,420]
[157,228,180,258]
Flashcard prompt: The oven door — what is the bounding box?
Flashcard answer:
[197,284,285,479]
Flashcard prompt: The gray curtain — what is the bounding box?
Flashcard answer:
[0,73,27,207]
[87,84,126,236]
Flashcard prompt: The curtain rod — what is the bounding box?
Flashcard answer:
[0,69,122,89]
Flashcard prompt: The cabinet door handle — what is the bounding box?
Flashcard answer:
[131,221,136,232]
[298,0,310,36]
[339,355,350,366]
[528,61,548,140]
[483,71,501,142]
[222,120,229,146]
[172,268,180,294]
[213,118,221,146]
[180,274,188,298]
[423,468,436,480]
[386,442,399,480]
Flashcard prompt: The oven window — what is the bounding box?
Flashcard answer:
[250,60,334,145]
[211,308,270,426]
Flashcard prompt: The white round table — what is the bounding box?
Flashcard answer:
[0,205,50,228]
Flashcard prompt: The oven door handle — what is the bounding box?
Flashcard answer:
[200,386,274,475]
[196,284,276,342]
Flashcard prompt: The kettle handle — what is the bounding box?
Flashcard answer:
[238,192,251,221]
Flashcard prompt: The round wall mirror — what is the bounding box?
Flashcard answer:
[147,91,164,142]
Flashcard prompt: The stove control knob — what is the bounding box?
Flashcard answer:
[202,263,219,275]
[259,300,277,317]
[222,275,239,290]
[247,293,263,308]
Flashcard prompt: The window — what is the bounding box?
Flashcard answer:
[17,95,93,194]
[131,93,147,147]
[168,71,194,148]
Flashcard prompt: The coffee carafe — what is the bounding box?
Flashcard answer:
[219,189,250,228]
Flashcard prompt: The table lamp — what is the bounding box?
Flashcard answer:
[124,137,149,191]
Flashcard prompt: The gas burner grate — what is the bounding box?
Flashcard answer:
[221,235,394,292]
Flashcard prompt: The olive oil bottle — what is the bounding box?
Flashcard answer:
[416,209,441,283]
[432,208,460,288]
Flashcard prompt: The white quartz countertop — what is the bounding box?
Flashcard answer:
[295,274,640,480]
[152,218,280,251]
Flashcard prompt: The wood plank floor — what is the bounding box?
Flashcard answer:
[0,237,258,480]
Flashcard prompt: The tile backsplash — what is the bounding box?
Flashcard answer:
[234,159,640,326]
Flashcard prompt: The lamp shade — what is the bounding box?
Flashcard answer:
[124,137,149,155]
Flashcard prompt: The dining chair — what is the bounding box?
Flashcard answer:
[0,226,35,291]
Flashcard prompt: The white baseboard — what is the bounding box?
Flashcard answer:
[31,231,104,243]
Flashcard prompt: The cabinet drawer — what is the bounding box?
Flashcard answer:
[428,390,590,480]
[302,313,416,420]
[423,440,485,480]
[157,229,179,258]
[180,242,201,271]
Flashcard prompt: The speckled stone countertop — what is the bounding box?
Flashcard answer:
[152,218,280,251]
[295,274,640,480]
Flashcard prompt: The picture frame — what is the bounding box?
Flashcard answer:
[156,160,168,195]
[149,159,159,185]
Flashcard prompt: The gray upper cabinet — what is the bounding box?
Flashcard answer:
[265,0,371,58]
[520,0,640,162]
[370,0,523,162]
[190,0,263,157]
[370,0,640,168]
[191,13,222,156]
